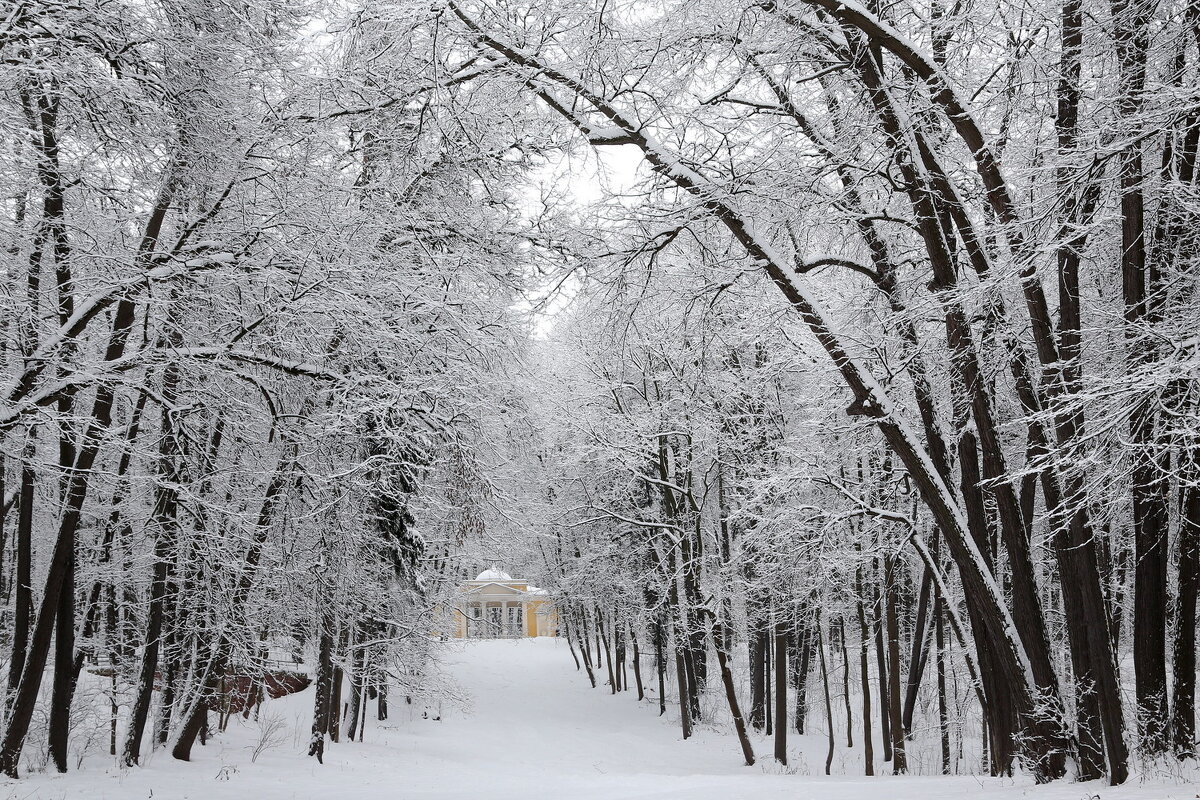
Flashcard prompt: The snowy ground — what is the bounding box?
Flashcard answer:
[5,639,1199,799]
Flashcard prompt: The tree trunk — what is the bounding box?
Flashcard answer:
[794,620,812,734]
[655,614,666,715]
[329,657,344,743]
[750,615,767,731]
[599,612,617,694]
[711,615,755,766]
[902,567,933,737]
[308,614,334,763]
[123,353,184,767]
[872,583,892,762]
[346,627,366,741]
[6,460,33,703]
[631,628,645,701]
[817,611,835,776]
[1173,448,1200,757]
[936,594,952,774]
[1109,0,1168,756]
[774,620,788,765]
[856,570,874,776]
[885,557,907,773]
[673,622,692,740]
[838,617,853,748]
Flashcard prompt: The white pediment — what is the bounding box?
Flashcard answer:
[462,582,527,597]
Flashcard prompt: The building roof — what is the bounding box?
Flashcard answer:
[475,568,514,581]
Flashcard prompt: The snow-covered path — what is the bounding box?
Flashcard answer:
[6,638,1198,799]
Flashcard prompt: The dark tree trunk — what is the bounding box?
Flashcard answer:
[123,356,183,766]
[794,620,812,734]
[958,430,1018,775]
[346,627,366,741]
[872,583,892,762]
[846,35,1070,779]
[711,615,755,766]
[563,616,582,671]
[749,607,767,731]
[6,461,33,702]
[48,543,74,772]
[936,594,952,774]
[1173,448,1200,757]
[838,617,853,748]
[308,616,334,763]
[856,570,874,776]
[774,620,788,765]
[885,557,907,773]
[615,619,627,692]
[902,567,933,737]
[578,612,597,688]
[817,611,835,775]
[631,628,645,701]
[599,612,617,694]
[673,622,692,740]
[764,619,772,737]
[655,613,666,715]
[1108,0,1168,756]
[330,657,344,743]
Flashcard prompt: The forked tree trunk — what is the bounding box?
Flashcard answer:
[817,611,835,775]
[599,612,617,694]
[902,569,933,737]
[631,628,645,701]
[578,618,598,688]
[838,617,853,748]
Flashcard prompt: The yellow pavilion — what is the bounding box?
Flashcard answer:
[453,569,558,638]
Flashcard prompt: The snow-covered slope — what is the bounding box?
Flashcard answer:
[5,639,1197,799]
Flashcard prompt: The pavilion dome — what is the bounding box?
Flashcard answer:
[474,567,514,582]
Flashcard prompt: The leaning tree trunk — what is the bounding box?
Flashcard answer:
[0,190,168,773]
[709,612,755,766]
